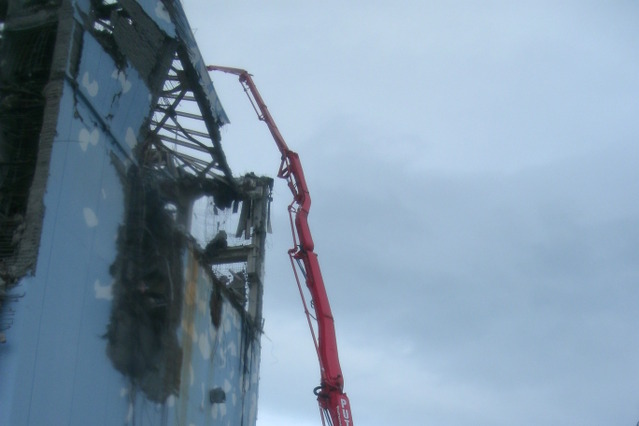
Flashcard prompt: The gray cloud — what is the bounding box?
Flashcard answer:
[186,1,639,424]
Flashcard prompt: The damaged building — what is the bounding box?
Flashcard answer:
[0,0,271,425]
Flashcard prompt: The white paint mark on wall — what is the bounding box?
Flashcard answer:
[82,71,98,97]
[248,393,257,425]
[242,371,249,393]
[167,395,176,407]
[79,128,99,152]
[227,341,237,357]
[197,298,207,314]
[125,401,133,424]
[101,188,107,199]
[200,382,206,410]
[94,279,113,300]
[181,318,196,341]
[125,127,137,149]
[155,1,170,23]
[83,207,99,228]
[211,404,218,420]
[111,69,132,93]
[211,399,227,420]
[198,332,211,360]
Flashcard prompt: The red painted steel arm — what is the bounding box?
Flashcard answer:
[207,65,353,426]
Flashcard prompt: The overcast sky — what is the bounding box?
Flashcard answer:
[184,1,639,425]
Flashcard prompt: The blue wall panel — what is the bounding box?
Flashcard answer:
[0,81,130,425]
[0,1,259,425]
[175,256,261,426]
[76,32,151,158]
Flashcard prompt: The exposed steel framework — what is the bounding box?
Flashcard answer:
[207,65,353,426]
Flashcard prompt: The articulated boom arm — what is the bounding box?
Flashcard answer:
[207,65,353,426]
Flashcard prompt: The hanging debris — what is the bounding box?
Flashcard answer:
[0,16,57,305]
[105,165,186,402]
[104,160,272,402]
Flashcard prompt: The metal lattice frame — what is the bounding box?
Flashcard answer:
[145,55,230,183]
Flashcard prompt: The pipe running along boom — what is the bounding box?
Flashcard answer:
[207,65,353,426]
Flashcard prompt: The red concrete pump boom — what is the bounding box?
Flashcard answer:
[207,65,353,426]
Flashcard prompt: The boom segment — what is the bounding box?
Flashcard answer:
[207,65,353,426]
